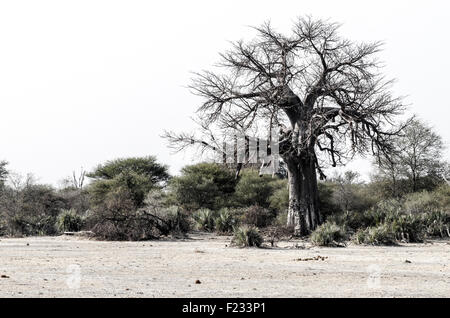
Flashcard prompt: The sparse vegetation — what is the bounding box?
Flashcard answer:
[88,188,190,241]
[0,145,448,248]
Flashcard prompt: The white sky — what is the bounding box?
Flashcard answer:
[0,0,449,185]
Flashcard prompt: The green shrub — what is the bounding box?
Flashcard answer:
[0,183,66,237]
[89,189,188,241]
[326,199,401,232]
[318,182,342,219]
[268,186,289,214]
[193,209,217,232]
[56,209,84,232]
[310,222,348,247]
[353,224,397,246]
[240,205,274,228]
[215,208,238,234]
[231,225,263,247]
[234,170,278,208]
[403,191,440,214]
[87,156,170,208]
[8,214,58,237]
[274,210,288,227]
[158,206,192,234]
[386,212,425,243]
[327,211,373,232]
[431,184,450,210]
[422,211,450,238]
[168,163,237,211]
[142,191,192,234]
[89,188,139,240]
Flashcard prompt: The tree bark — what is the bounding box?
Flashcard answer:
[286,156,321,236]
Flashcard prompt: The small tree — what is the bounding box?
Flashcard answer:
[87,156,170,207]
[332,171,361,212]
[399,119,444,192]
[375,150,404,198]
[377,118,445,193]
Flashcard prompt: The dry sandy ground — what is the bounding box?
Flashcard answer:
[1,233,449,298]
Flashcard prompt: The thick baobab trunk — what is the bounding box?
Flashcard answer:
[286,156,321,236]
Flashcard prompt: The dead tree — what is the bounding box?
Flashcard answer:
[72,168,86,190]
[164,17,407,235]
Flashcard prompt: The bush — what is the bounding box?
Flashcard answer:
[0,181,66,237]
[274,210,288,227]
[422,210,450,238]
[215,208,238,234]
[56,209,85,233]
[168,163,237,211]
[87,156,170,208]
[403,191,441,214]
[239,205,274,228]
[58,187,90,216]
[89,189,187,241]
[353,224,397,246]
[331,171,377,213]
[234,170,278,208]
[327,211,372,232]
[8,214,58,237]
[231,225,263,247]
[318,182,342,219]
[142,190,192,234]
[268,185,289,214]
[386,212,425,243]
[163,206,192,234]
[88,188,139,240]
[193,209,217,232]
[431,184,450,210]
[310,222,348,247]
[328,199,403,232]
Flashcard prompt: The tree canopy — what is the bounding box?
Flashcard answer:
[87,156,170,207]
[377,118,445,193]
[169,163,237,211]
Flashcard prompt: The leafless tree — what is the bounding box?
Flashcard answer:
[72,168,86,190]
[332,171,361,212]
[378,118,445,192]
[375,141,404,197]
[59,168,86,190]
[164,17,407,235]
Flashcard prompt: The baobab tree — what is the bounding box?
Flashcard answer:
[164,17,406,235]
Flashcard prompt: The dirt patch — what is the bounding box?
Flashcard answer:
[295,256,328,262]
[0,233,449,297]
